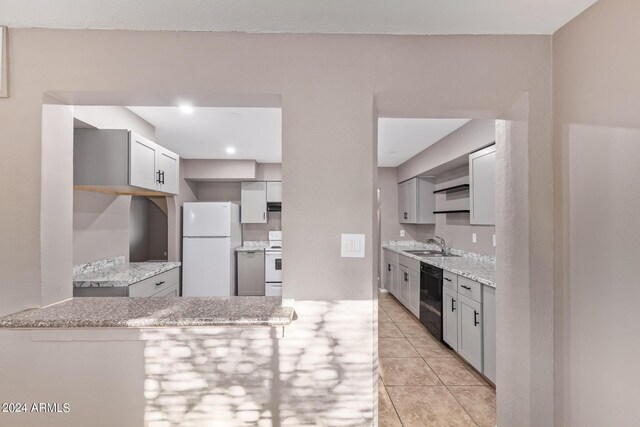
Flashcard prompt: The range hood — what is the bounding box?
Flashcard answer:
[267,202,282,212]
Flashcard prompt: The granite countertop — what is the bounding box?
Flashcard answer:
[0,297,295,329]
[383,243,496,288]
[73,261,181,288]
[236,241,270,252]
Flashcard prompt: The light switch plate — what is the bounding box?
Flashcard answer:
[341,234,365,258]
[493,234,496,247]
[400,229,405,237]
[472,233,477,243]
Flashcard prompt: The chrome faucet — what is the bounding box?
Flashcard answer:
[426,236,447,255]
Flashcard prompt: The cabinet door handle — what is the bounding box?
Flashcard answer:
[461,285,471,290]
[444,277,452,282]
[404,272,408,282]
[403,212,408,220]
[452,299,456,312]
[161,171,165,184]
[263,212,266,220]
[155,281,165,286]
[474,310,479,326]
[156,170,162,184]
[387,264,391,272]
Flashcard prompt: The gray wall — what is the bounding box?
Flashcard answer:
[129,197,168,262]
[553,0,640,425]
[434,165,495,255]
[1,29,554,425]
[73,191,131,265]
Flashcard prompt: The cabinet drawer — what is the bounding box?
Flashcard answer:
[152,283,180,297]
[399,254,420,273]
[443,271,458,291]
[458,276,481,303]
[128,268,179,297]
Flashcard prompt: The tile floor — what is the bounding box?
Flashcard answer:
[378,291,496,427]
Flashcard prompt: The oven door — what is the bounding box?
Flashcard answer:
[265,251,282,283]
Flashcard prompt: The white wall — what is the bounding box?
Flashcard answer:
[553,0,640,424]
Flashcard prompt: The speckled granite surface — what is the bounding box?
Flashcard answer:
[383,243,496,288]
[0,297,294,328]
[73,262,181,288]
[73,256,126,275]
[236,241,269,252]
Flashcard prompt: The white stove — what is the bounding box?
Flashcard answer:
[265,231,282,296]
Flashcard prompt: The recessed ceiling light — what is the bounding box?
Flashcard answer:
[226,147,236,154]
[179,105,194,114]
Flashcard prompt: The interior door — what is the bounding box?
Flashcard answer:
[129,132,159,191]
[158,147,180,195]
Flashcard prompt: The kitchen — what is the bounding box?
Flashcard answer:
[70,105,283,299]
[3,1,638,424]
[377,118,497,425]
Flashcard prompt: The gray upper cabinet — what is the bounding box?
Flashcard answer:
[129,132,160,190]
[157,147,180,195]
[74,129,180,195]
[469,144,496,225]
[241,182,267,223]
[398,177,436,224]
[266,181,282,203]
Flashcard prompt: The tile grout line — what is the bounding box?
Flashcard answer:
[379,299,408,426]
[381,294,483,427]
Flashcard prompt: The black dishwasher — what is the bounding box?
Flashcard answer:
[419,263,443,341]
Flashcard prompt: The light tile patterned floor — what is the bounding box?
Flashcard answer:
[378,291,496,427]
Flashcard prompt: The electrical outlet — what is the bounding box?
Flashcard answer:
[472,233,477,243]
[493,234,496,247]
[400,229,405,237]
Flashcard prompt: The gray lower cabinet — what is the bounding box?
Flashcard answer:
[443,286,459,351]
[457,293,483,372]
[441,271,495,383]
[383,250,419,318]
[237,250,265,296]
[73,268,180,297]
[482,285,496,383]
[383,257,398,296]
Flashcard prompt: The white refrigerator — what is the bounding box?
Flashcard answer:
[182,202,241,296]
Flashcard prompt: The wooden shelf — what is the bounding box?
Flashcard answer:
[433,184,470,194]
[433,210,470,214]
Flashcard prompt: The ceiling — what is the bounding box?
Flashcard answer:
[378,118,471,167]
[2,0,597,35]
[127,107,281,162]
